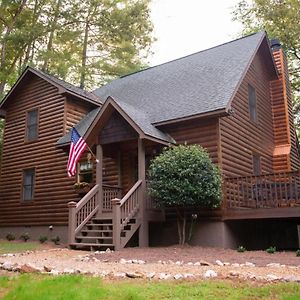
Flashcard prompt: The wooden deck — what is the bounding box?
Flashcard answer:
[223,170,300,220]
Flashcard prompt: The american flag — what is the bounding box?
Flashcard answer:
[67,127,87,177]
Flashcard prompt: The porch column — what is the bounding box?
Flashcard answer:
[96,144,103,215]
[138,138,149,247]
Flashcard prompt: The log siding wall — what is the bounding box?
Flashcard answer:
[220,48,275,177]
[0,76,83,226]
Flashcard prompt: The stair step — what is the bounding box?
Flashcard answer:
[86,223,113,227]
[92,219,113,223]
[81,229,112,233]
[70,242,114,247]
[76,236,113,240]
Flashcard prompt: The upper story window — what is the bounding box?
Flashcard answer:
[22,169,35,201]
[26,109,38,141]
[252,154,261,176]
[248,84,257,122]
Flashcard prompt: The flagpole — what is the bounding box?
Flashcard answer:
[86,144,99,163]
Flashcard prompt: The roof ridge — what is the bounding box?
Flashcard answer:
[119,31,266,80]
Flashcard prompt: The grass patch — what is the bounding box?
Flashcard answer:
[0,241,40,254]
[0,274,300,299]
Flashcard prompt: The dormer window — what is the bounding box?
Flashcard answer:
[248,84,257,122]
[26,109,38,141]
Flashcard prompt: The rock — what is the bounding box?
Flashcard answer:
[126,271,144,279]
[102,259,109,263]
[200,260,211,266]
[183,273,195,279]
[174,274,183,280]
[187,262,194,266]
[283,275,300,282]
[231,263,240,267]
[6,253,15,257]
[159,273,171,280]
[92,257,100,262]
[223,262,230,266]
[99,271,109,277]
[215,260,224,266]
[266,274,280,281]
[266,263,281,268]
[204,270,218,278]
[229,271,241,277]
[43,265,52,272]
[1,262,14,271]
[114,272,126,278]
[146,272,156,279]
[245,262,255,267]
[63,268,75,274]
[105,248,111,253]
[194,262,200,266]
[132,259,138,264]
[49,269,61,276]
[137,260,145,264]
[94,251,100,254]
[119,258,127,264]
[19,263,40,274]
[175,261,183,265]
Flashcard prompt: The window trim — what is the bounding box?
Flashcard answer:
[248,84,258,123]
[21,168,35,202]
[25,108,39,142]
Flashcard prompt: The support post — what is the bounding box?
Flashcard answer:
[96,144,103,215]
[112,198,121,250]
[138,138,148,247]
[68,201,77,245]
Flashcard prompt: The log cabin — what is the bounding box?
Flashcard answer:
[0,31,300,250]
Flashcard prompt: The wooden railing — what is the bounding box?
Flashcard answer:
[112,180,142,250]
[102,185,122,212]
[223,170,300,209]
[68,184,99,244]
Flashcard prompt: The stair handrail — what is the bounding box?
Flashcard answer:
[112,180,142,250]
[68,184,99,244]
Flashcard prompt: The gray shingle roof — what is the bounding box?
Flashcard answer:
[93,32,267,124]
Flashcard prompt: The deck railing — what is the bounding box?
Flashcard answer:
[102,185,122,212]
[112,180,142,250]
[223,170,300,209]
[68,184,99,244]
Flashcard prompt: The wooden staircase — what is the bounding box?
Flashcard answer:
[68,181,144,250]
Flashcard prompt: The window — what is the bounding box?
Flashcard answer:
[26,109,38,141]
[248,84,257,122]
[252,154,261,176]
[78,161,93,183]
[22,169,35,201]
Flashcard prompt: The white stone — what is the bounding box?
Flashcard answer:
[231,263,240,267]
[119,258,127,264]
[194,262,200,266]
[2,262,13,271]
[266,274,280,281]
[105,248,111,253]
[183,273,195,279]
[245,262,255,267]
[137,260,145,264]
[6,253,14,257]
[132,259,138,264]
[204,270,218,278]
[187,262,194,266]
[159,273,171,280]
[146,272,156,279]
[266,263,281,268]
[114,272,126,278]
[174,274,183,280]
[215,260,224,266]
[175,261,182,265]
[229,271,240,277]
[223,262,230,266]
[50,270,60,276]
[99,271,108,277]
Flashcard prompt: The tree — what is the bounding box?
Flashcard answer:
[232,0,300,127]
[148,145,222,245]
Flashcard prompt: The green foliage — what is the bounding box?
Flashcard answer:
[296,249,300,257]
[237,245,247,253]
[0,0,154,93]
[1,274,300,300]
[51,236,60,245]
[5,233,15,241]
[39,236,48,244]
[20,232,30,242]
[232,0,300,128]
[149,145,222,208]
[266,246,276,254]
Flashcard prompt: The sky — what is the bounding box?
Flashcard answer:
[149,0,243,66]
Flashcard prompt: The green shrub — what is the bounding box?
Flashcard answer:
[237,246,246,253]
[39,236,48,244]
[149,145,222,244]
[51,236,60,245]
[266,246,276,254]
[296,249,300,257]
[6,233,15,241]
[20,233,30,242]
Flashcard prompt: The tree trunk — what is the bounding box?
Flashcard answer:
[80,17,89,89]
